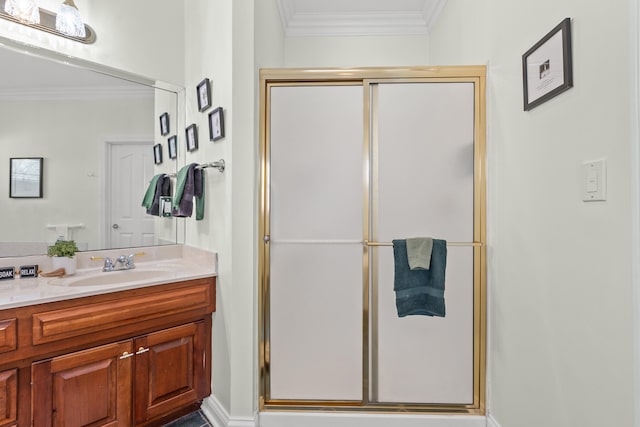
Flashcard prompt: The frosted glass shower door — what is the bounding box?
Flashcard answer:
[268,85,364,401]
[372,82,476,404]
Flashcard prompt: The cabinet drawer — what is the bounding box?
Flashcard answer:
[32,283,212,345]
[0,319,17,354]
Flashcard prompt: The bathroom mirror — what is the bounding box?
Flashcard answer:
[0,39,184,257]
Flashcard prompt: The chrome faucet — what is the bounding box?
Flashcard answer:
[101,254,136,272]
[102,257,114,272]
[90,252,144,272]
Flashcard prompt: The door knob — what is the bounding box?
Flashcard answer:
[112,224,119,229]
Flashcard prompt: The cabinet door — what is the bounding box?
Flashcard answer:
[32,341,133,427]
[0,369,17,427]
[133,321,207,424]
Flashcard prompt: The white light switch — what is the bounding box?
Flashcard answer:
[582,159,606,202]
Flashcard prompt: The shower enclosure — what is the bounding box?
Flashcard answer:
[259,66,486,414]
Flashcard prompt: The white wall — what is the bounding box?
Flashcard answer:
[430,1,635,426]
[255,0,285,69]
[284,35,429,67]
[182,0,233,414]
[183,0,263,421]
[182,1,286,423]
[0,96,153,249]
[428,0,488,65]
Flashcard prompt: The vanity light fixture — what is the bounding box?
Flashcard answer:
[0,0,95,43]
[55,0,84,38]
[4,0,39,24]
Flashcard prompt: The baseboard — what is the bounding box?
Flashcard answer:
[201,395,487,427]
[486,413,502,427]
[258,412,486,427]
[201,395,259,427]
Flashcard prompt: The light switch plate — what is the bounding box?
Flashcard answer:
[582,159,606,202]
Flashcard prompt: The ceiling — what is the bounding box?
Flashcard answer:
[276,0,447,36]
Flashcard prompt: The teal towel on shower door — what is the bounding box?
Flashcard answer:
[392,239,447,317]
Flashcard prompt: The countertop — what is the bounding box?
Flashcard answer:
[0,245,217,310]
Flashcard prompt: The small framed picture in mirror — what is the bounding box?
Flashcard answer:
[197,78,211,112]
[159,112,170,136]
[10,157,43,198]
[168,136,177,159]
[153,144,163,165]
[186,124,198,152]
[208,107,225,142]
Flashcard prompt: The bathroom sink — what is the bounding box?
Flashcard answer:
[49,269,168,287]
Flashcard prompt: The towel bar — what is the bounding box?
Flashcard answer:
[197,159,225,173]
[365,240,483,247]
[167,159,225,178]
[264,238,483,247]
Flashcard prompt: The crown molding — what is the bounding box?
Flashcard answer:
[276,0,447,37]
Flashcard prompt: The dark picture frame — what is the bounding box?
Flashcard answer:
[168,135,177,159]
[186,123,199,152]
[208,107,225,142]
[522,18,573,111]
[159,112,170,136]
[10,157,43,198]
[197,78,211,112]
[153,143,163,165]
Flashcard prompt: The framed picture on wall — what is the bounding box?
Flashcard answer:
[159,112,170,136]
[197,78,211,112]
[168,136,177,159]
[10,157,43,198]
[153,144,163,165]
[522,17,573,111]
[208,107,225,142]
[186,123,198,152]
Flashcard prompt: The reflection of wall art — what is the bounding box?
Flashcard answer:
[208,107,225,142]
[10,157,43,198]
[159,112,170,135]
[197,78,212,112]
[186,124,199,152]
[153,144,163,165]
[168,135,177,159]
[522,18,573,111]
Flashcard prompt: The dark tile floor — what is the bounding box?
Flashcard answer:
[163,410,213,427]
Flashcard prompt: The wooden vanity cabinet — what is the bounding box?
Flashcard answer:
[0,277,215,427]
[32,321,207,427]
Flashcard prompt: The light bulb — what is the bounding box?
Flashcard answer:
[55,0,85,38]
[4,0,40,24]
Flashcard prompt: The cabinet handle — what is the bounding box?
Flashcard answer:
[136,347,149,355]
[119,351,133,359]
